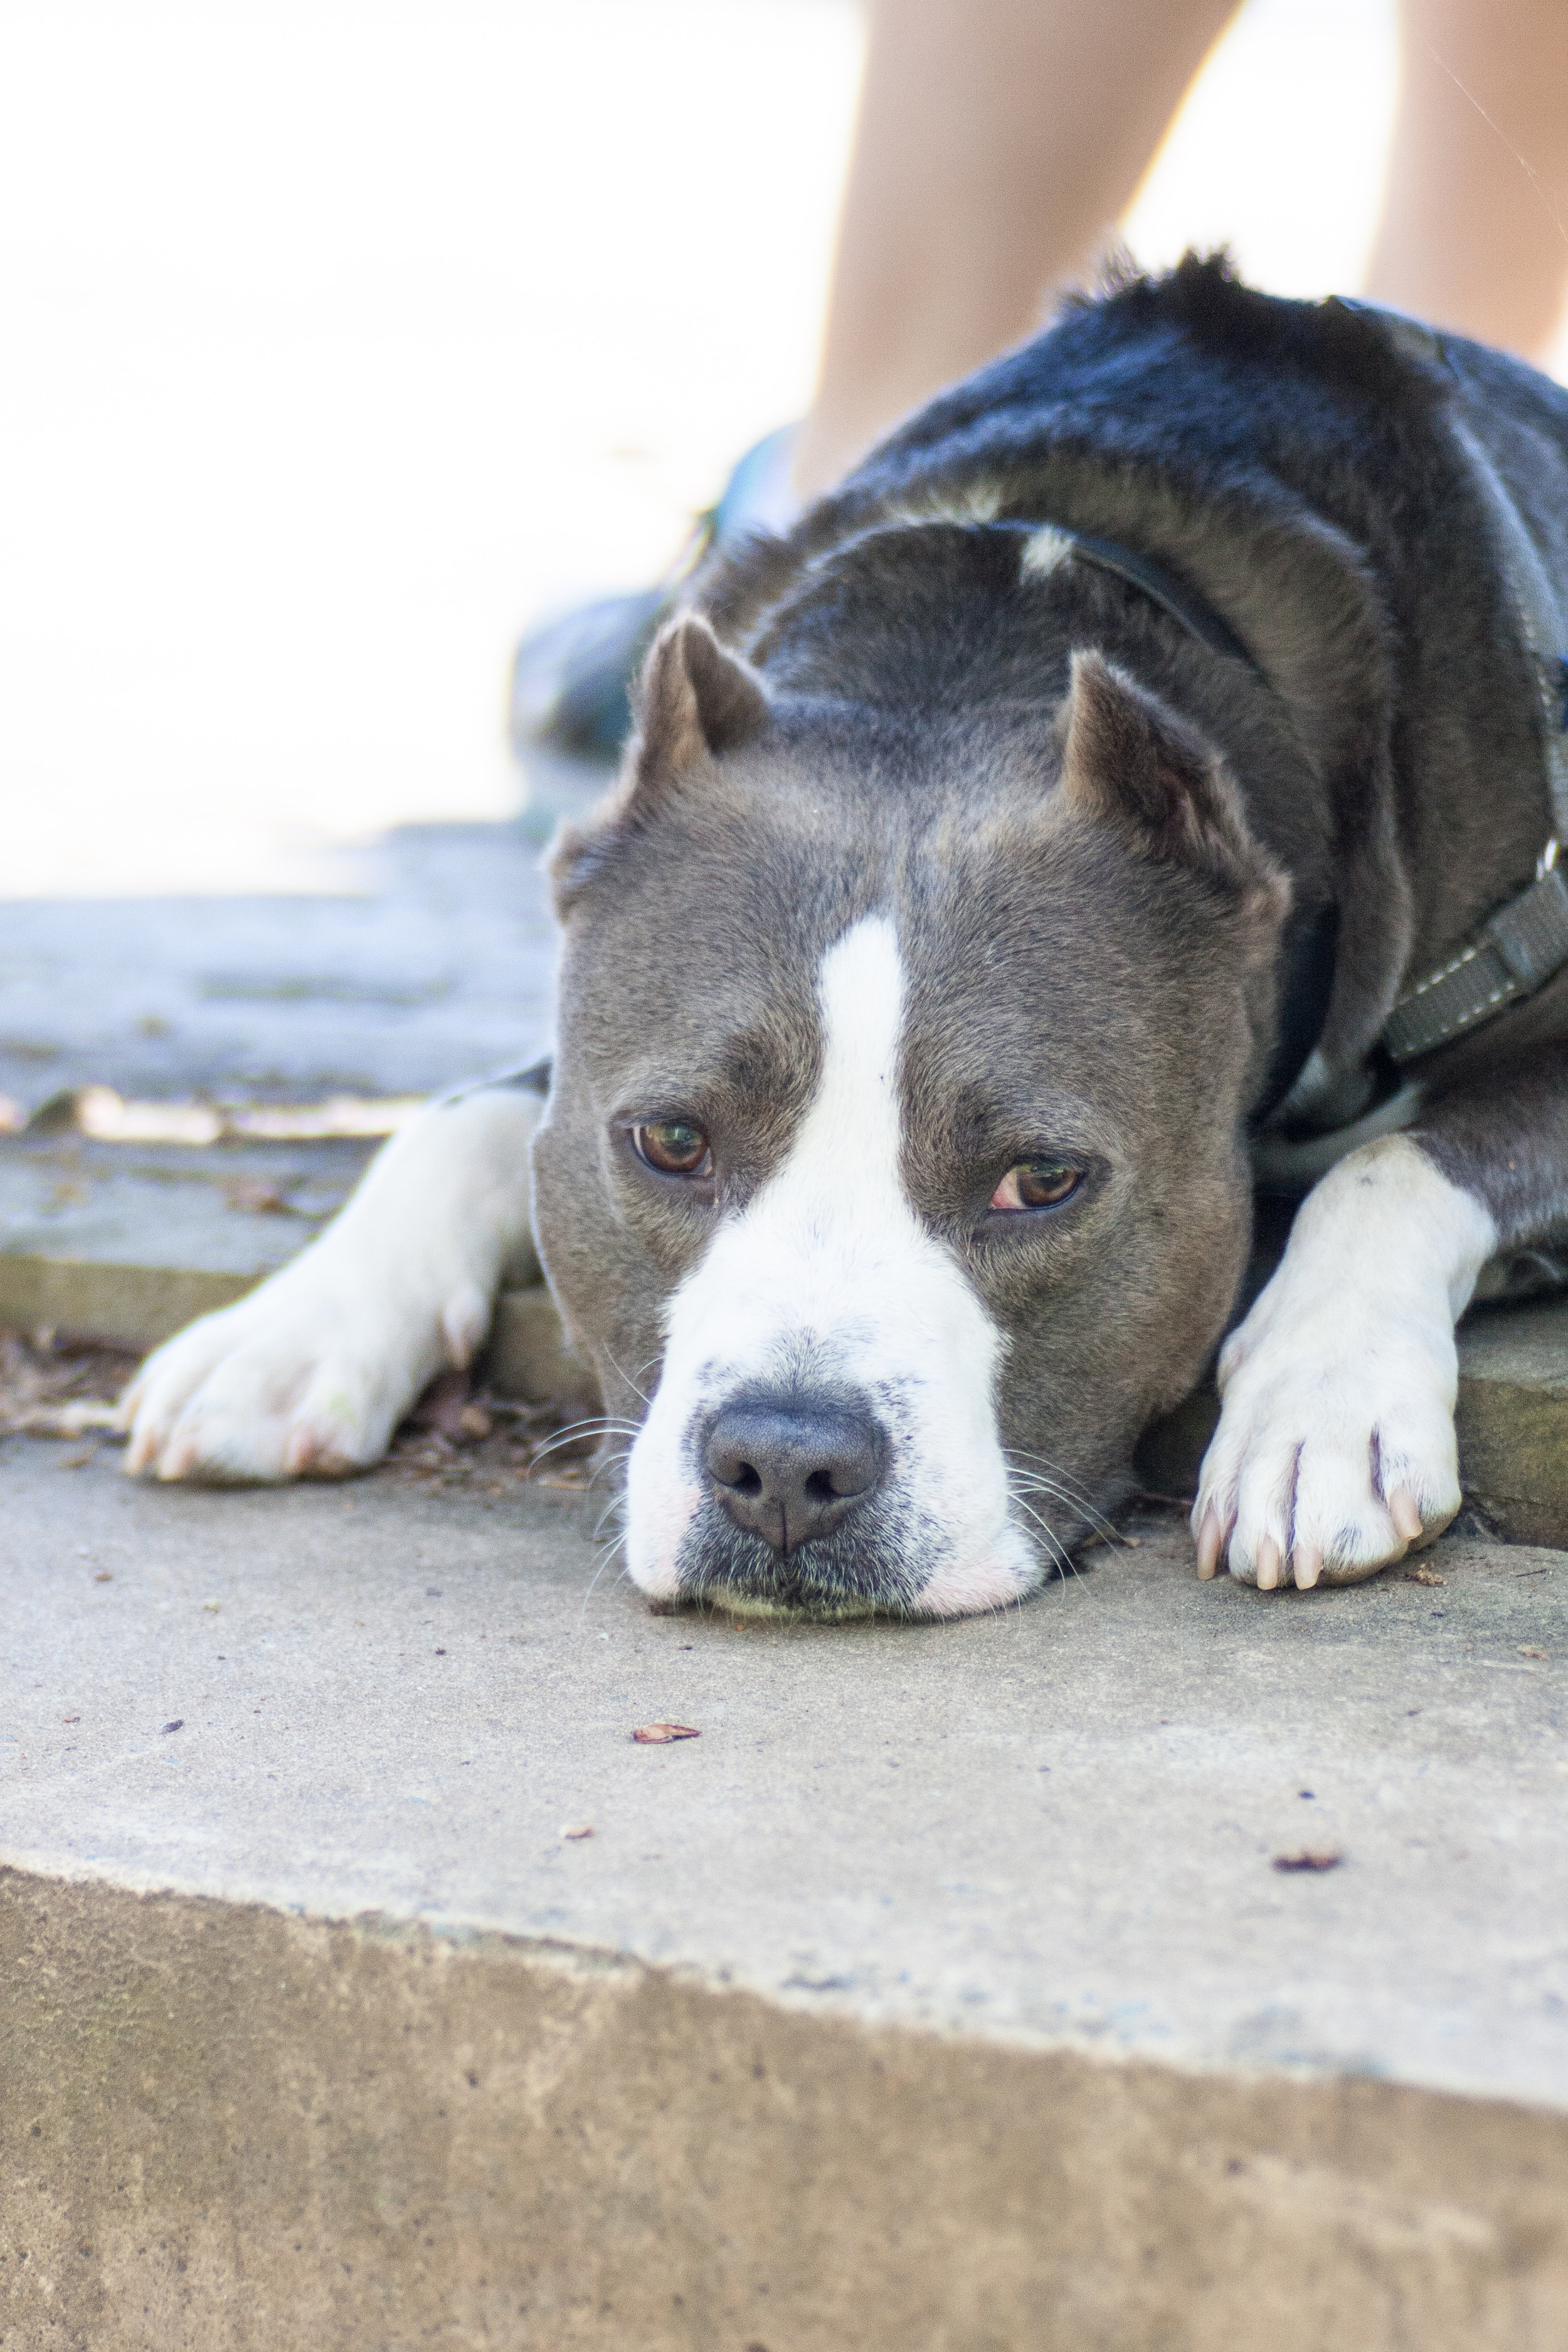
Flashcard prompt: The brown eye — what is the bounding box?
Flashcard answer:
[990,1160,1081,1213]
[632,1119,712,1177]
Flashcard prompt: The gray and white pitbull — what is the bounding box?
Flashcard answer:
[123,260,1568,1618]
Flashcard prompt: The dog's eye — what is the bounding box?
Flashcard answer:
[632,1119,712,1177]
[990,1160,1081,1212]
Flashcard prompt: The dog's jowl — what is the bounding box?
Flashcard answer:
[124,258,1568,1618]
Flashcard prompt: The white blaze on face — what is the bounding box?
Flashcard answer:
[624,914,1037,1614]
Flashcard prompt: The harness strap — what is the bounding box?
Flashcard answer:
[1380,857,1568,1061]
[1028,524,1264,675]
[1348,307,1568,1063]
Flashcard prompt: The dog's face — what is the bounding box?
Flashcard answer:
[531,618,1287,1618]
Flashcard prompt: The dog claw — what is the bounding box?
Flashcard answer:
[1195,1509,1222,1579]
[1293,1545,1323,1591]
[1388,1488,1424,1542]
[1256,1537,1282,1591]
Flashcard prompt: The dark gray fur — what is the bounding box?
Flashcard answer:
[531,257,1568,1606]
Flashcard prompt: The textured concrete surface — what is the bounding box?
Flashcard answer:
[0,824,554,1122]
[3,1444,1565,2346]
[4,1872,1566,2352]
[0,815,556,1352]
[4,1444,1565,2092]
[1451,1298,1568,1547]
[0,1134,378,1348]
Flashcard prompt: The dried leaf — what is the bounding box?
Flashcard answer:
[632,1722,701,1744]
[1402,1567,1444,1587]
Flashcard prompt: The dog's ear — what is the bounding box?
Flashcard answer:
[549,615,771,914]
[1059,649,1287,921]
[630,613,771,787]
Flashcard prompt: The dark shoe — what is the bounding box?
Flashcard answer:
[509,426,797,768]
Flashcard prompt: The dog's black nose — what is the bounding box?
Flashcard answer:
[705,1401,882,1554]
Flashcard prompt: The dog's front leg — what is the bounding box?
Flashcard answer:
[1193,1050,1568,1589]
[120,1087,540,1482]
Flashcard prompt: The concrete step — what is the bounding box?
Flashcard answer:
[0,1131,379,1349]
[0,822,556,1128]
[1,1444,1565,2349]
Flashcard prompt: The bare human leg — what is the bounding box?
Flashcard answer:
[791,0,1240,503]
[1362,0,1568,364]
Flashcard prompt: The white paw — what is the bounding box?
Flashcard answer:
[1192,1302,1459,1589]
[119,1088,538,1484]
[1190,1136,1493,1592]
[119,1266,479,1483]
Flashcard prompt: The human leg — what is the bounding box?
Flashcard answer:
[792,0,1240,501]
[1363,0,1568,364]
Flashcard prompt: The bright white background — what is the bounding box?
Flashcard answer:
[3,0,1559,896]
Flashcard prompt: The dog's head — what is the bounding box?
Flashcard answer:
[531,610,1288,1617]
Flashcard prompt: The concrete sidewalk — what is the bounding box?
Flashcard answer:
[3,1438,1565,2348]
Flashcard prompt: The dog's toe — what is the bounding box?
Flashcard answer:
[120,1311,246,1477]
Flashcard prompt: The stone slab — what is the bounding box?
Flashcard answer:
[0,822,555,1123]
[2,1872,1564,2352]
[1,1449,1562,2095]
[0,1134,379,1350]
[1,1446,1565,2346]
[483,1283,595,1411]
[1449,1298,1568,1547]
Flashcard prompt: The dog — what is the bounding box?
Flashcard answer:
[121,257,1568,1619]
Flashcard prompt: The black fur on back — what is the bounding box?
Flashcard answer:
[694,254,1568,1088]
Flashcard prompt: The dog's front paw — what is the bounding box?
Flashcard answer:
[1192,1322,1459,1591]
[119,1267,479,1485]
[117,1086,542,1483]
[1190,1286,1461,1592]
[1189,1136,1495,1592]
